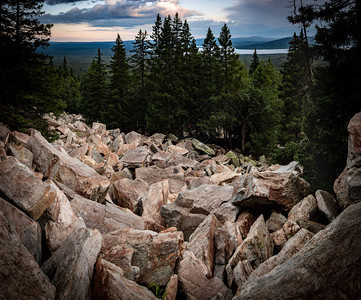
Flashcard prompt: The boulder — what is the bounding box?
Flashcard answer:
[0,157,56,220]
[176,184,233,215]
[101,228,184,286]
[334,167,350,209]
[185,176,211,189]
[68,143,89,158]
[168,145,189,156]
[125,131,142,146]
[135,165,185,185]
[92,258,157,300]
[214,227,236,280]
[44,181,86,254]
[232,169,310,211]
[347,111,361,204]
[225,151,240,167]
[7,142,33,168]
[142,180,169,229]
[178,251,232,300]
[315,190,339,222]
[110,178,148,213]
[236,202,361,299]
[248,228,313,280]
[70,193,144,234]
[226,215,273,288]
[0,197,42,263]
[164,274,178,300]
[28,129,110,203]
[92,122,106,135]
[161,203,206,241]
[191,138,215,156]
[288,194,318,223]
[0,212,55,300]
[120,146,150,168]
[210,172,241,185]
[187,214,221,277]
[266,211,287,233]
[9,131,30,146]
[42,228,102,300]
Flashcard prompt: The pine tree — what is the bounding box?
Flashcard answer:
[149,13,162,56]
[249,48,259,75]
[130,29,149,132]
[0,0,64,135]
[81,48,108,123]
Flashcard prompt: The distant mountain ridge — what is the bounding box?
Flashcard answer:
[44,36,294,59]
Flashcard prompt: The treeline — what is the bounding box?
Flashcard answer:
[1,0,360,192]
[77,14,282,156]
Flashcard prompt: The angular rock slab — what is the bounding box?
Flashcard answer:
[191,138,215,156]
[315,189,339,222]
[187,214,221,277]
[248,228,313,280]
[288,194,318,223]
[161,203,206,241]
[110,178,148,213]
[176,184,234,215]
[232,170,310,211]
[120,146,150,168]
[0,157,56,220]
[226,215,273,288]
[101,228,184,286]
[44,181,86,254]
[70,193,144,234]
[0,197,42,263]
[347,111,361,203]
[27,129,109,203]
[236,202,361,299]
[92,258,157,300]
[178,251,232,300]
[42,228,102,300]
[0,212,55,300]
[135,165,185,186]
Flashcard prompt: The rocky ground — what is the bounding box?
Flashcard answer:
[0,111,360,300]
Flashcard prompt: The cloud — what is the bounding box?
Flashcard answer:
[41,0,202,27]
[46,0,92,5]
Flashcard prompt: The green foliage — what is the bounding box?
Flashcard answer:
[148,283,167,299]
[249,48,259,75]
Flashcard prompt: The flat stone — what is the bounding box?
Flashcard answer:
[135,165,185,185]
[0,212,55,300]
[70,193,145,234]
[192,138,215,156]
[266,211,287,233]
[120,146,150,168]
[7,142,33,168]
[288,194,318,222]
[164,274,178,300]
[0,157,56,220]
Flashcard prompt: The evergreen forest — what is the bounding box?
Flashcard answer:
[0,0,360,192]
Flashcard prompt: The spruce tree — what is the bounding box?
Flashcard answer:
[130,29,149,132]
[249,48,259,75]
[81,48,108,123]
[0,0,64,135]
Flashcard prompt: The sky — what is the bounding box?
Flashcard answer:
[40,0,307,42]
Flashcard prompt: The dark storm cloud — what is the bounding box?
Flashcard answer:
[41,0,201,27]
[46,0,92,5]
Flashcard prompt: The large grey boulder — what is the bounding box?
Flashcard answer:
[42,228,102,300]
[120,146,150,168]
[235,202,361,299]
[0,212,55,300]
[0,157,56,220]
[27,129,109,203]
